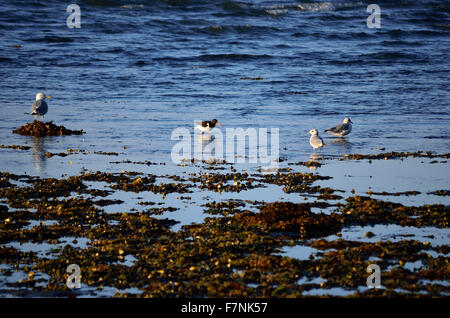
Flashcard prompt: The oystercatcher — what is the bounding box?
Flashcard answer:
[195,119,222,134]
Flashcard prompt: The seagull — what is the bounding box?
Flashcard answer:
[194,119,221,134]
[31,92,51,121]
[324,117,352,137]
[309,129,325,152]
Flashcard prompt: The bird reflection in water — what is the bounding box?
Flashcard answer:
[306,153,323,171]
[197,133,215,143]
[194,132,224,163]
[31,137,47,173]
[328,137,352,149]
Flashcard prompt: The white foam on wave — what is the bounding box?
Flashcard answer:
[257,1,364,14]
[120,4,145,10]
[294,1,364,12]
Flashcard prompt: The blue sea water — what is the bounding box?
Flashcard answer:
[0,0,449,172]
[0,1,449,297]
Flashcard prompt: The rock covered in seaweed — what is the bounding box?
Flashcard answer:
[12,120,84,137]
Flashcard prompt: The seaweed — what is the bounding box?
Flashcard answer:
[13,121,84,137]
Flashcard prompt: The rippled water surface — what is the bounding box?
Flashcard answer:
[1,0,449,170]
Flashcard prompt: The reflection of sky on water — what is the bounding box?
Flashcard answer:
[326,224,450,246]
[30,136,47,173]
[5,237,90,259]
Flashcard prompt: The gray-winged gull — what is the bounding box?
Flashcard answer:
[309,129,325,152]
[325,117,352,137]
[31,92,51,121]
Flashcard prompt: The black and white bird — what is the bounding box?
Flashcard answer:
[31,92,51,121]
[309,129,325,152]
[194,119,221,134]
[324,117,352,137]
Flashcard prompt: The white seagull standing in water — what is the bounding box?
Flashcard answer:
[31,92,51,121]
[309,129,325,152]
[324,117,353,137]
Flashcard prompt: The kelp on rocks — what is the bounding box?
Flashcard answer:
[0,168,448,297]
[13,121,84,137]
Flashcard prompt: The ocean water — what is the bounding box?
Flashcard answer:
[0,0,449,173]
[0,0,449,297]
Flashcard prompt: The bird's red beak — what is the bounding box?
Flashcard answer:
[216,122,222,127]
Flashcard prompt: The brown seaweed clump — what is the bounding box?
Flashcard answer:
[366,190,421,196]
[260,172,333,194]
[202,200,247,216]
[0,144,31,150]
[188,172,260,193]
[428,190,450,196]
[343,151,450,160]
[0,176,86,204]
[232,202,344,239]
[12,121,84,137]
[341,196,449,228]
